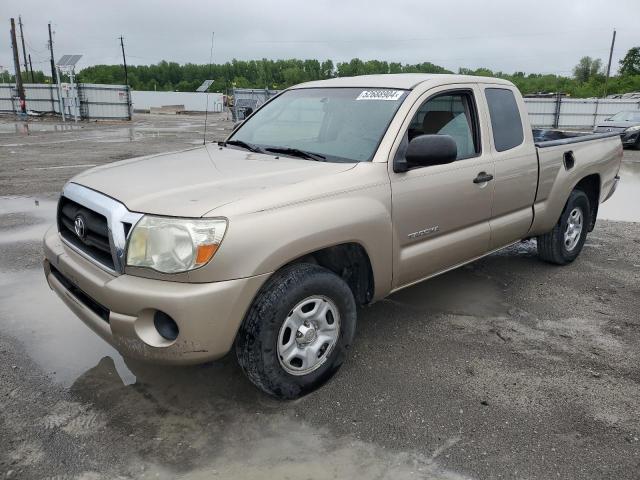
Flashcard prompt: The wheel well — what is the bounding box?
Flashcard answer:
[574,174,600,231]
[287,243,374,305]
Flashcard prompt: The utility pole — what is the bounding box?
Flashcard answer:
[10,18,26,113]
[28,54,35,82]
[48,22,57,83]
[18,16,29,75]
[603,29,617,98]
[119,36,128,85]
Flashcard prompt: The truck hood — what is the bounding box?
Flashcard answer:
[72,145,356,217]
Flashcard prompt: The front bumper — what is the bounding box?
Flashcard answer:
[43,226,270,365]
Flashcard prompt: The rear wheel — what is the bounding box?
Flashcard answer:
[235,263,357,399]
[537,189,590,265]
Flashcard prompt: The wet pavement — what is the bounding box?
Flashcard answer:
[598,159,640,222]
[1,115,639,479]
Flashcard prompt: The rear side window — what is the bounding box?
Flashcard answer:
[485,88,524,152]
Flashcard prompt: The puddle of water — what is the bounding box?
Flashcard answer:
[31,163,97,171]
[0,116,230,147]
[0,121,86,135]
[0,195,136,384]
[0,195,57,216]
[389,266,508,317]
[0,269,135,385]
[0,196,58,243]
[62,355,467,480]
[598,161,640,222]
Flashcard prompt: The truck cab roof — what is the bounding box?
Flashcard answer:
[292,73,515,90]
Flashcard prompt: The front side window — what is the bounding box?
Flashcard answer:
[406,91,480,160]
[485,88,524,152]
[229,87,408,162]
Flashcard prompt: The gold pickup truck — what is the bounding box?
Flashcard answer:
[43,74,622,398]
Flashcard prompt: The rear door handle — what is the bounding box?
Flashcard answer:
[473,172,494,184]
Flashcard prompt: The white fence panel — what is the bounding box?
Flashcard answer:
[3,82,640,129]
[79,83,131,120]
[523,98,640,129]
[0,83,130,120]
[0,84,14,111]
[521,98,556,128]
[131,90,223,112]
[21,84,57,113]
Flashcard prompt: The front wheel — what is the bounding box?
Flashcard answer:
[235,263,357,399]
[537,189,590,265]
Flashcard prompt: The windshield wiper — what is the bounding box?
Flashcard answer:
[220,139,262,153]
[264,147,326,161]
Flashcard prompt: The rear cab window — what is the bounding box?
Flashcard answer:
[484,88,524,152]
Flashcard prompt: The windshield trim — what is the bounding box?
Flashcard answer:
[227,86,410,163]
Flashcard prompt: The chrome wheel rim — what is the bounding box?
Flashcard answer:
[564,207,583,251]
[277,296,340,376]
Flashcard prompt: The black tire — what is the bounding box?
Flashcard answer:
[235,263,357,399]
[537,189,590,265]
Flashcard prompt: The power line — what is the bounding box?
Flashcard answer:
[247,27,613,44]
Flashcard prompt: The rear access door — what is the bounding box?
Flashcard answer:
[481,86,538,249]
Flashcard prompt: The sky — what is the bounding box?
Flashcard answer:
[1,0,638,77]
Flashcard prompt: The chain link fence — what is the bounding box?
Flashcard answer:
[231,88,280,122]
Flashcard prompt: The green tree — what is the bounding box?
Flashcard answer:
[619,47,640,77]
[50,55,640,98]
[573,56,602,83]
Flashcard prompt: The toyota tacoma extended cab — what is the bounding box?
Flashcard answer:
[43,74,623,399]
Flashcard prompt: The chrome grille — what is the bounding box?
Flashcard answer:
[57,183,143,274]
[58,196,114,269]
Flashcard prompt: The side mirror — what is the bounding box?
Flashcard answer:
[396,134,457,172]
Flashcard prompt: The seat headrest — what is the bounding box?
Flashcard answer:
[422,110,455,134]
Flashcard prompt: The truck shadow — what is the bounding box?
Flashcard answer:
[59,241,578,476]
[69,240,544,411]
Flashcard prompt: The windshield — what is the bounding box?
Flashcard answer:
[609,111,640,122]
[228,87,408,162]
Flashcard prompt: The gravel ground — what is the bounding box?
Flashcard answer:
[1,114,639,479]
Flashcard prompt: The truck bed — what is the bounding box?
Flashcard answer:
[533,129,620,147]
[528,129,622,237]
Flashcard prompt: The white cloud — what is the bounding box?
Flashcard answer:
[2,0,636,76]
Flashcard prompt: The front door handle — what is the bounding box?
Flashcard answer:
[473,172,494,184]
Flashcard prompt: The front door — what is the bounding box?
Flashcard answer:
[390,85,495,289]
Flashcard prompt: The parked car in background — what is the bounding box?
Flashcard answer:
[594,110,640,149]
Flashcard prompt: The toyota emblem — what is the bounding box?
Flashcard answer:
[74,215,86,239]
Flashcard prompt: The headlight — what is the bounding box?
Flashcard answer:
[126,216,227,273]
[625,125,640,132]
